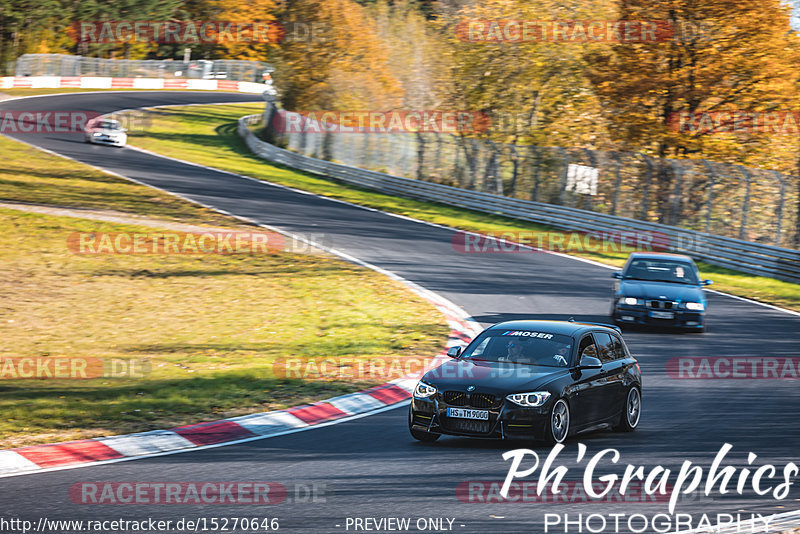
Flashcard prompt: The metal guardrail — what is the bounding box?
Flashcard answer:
[267,110,799,249]
[15,54,272,83]
[238,114,800,284]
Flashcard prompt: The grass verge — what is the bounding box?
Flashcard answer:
[0,134,448,448]
[128,104,800,313]
[0,134,240,227]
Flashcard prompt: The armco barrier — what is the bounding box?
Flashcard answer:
[0,76,268,94]
[238,114,800,283]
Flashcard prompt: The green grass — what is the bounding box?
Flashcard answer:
[0,208,446,448]
[0,134,241,227]
[128,104,800,313]
[0,129,448,447]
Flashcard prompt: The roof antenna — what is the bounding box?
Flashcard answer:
[568,317,575,322]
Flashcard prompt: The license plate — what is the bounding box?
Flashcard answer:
[446,408,489,420]
[650,310,674,319]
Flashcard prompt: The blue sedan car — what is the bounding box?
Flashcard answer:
[611,252,713,332]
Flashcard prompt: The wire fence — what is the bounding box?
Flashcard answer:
[264,108,799,249]
[14,54,271,83]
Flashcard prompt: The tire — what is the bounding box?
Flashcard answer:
[614,386,641,432]
[408,406,440,442]
[545,398,570,444]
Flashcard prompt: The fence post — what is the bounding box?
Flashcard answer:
[771,170,786,246]
[416,132,425,181]
[610,152,623,216]
[485,140,502,195]
[583,148,596,211]
[640,154,653,220]
[508,145,520,197]
[529,146,541,202]
[669,160,684,226]
[738,166,752,240]
[464,138,480,190]
[701,159,716,234]
[558,147,569,206]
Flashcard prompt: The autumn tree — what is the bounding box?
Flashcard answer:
[210,0,279,61]
[437,0,614,148]
[368,0,450,111]
[585,0,800,224]
[71,0,187,59]
[0,0,66,74]
[273,0,402,111]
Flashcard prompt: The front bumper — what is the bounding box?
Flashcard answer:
[614,305,704,329]
[410,396,550,439]
[89,135,126,147]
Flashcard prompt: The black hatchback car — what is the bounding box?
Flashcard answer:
[409,320,641,444]
[611,252,713,332]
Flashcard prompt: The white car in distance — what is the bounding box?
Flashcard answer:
[85,119,127,147]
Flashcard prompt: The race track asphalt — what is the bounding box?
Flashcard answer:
[1,92,798,534]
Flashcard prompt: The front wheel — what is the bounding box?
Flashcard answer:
[545,399,570,444]
[614,386,641,432]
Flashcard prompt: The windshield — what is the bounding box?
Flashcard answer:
[460,330,573,367]
[98,120,122,130]
[623,259,699,285]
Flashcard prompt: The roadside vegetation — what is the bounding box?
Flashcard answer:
[0,134,447,448]
[127,104,800,313]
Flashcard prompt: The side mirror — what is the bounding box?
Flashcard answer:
[612,271,623,279]
[580,356,602,369]
[702,279,713,286]
[446,346,461,358]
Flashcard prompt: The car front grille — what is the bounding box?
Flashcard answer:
[441,418,490,434]
[647,300,676,309]
[443,391,467,406]
[442,391,498,408]
[470,393,497,409]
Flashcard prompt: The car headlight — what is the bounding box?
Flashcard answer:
[413,381,437,398]
[506,391,551,407]
[685,302,705,311]
[92,132,102,137]
[620,297,641,306]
